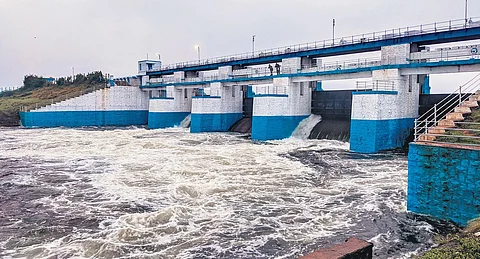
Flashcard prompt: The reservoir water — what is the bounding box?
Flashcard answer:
[0,127,453,258]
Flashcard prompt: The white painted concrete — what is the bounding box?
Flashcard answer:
[253,78,311,116]
[191,82,243,114]
[149,87,194,113]
[34,86,149,112]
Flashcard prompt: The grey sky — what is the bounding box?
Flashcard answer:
[1,0,479,92]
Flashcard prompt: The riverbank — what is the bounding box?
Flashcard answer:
[417,219,480,258]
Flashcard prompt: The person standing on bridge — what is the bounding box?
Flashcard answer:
[268,64,273,76]
[275,63,281,75]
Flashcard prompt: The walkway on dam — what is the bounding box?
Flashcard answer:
[142,54,480,89]
[144,17,480,77]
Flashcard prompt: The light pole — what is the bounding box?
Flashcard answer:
[332,19,336,46]
[465,0,468,25]
[195,45,200,62]
[252,35,256,56]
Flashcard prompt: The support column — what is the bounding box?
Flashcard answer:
[190,79,243,133]
[251,77,312,141]
[148,86,193,129]
[350,44,420,153]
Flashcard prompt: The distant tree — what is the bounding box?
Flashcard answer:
[56,77,66,86]
[74,73,86,84]
[86,71,104,84]
[23,75,46,91]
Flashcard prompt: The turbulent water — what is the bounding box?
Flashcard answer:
[0,127,454,259]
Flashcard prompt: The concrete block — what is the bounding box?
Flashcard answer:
[300,237,373,259]
[446,112,464,121]
[438,119,456,128]
[461,101,479,108]
[428,127,446,134]
[454,106,472,114]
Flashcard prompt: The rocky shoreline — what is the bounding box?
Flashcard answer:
[0,111,20,127]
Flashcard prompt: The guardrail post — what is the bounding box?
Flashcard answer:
[459,85,462,106]
[414,119,418,141]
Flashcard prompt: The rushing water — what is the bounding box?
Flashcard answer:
[0,126,454,259]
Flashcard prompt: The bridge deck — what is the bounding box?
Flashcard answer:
[141,58,480,89]
[146,17,480,76]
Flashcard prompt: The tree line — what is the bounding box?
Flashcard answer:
[0,71,106,97]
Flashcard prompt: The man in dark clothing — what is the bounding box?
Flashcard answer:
[268,64,273,76]
[275,63,281,75]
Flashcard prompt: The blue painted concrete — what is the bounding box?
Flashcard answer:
[315,82,323,91]
[254,94,288,98]
[408,143,480,226]
[422,75,431,94]
[247,86,255,98]
[141,59,480,89]
[350,118,415,153]
[190,113,243,133]
[252,115,309,141]
[148,112,190,129]
[352,91,398,95]
[146,27,480,76]
[192,96,221,99]
[20,110,148,128]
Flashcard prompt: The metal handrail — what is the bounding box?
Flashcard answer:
[414,74,480,142]
[356,80,396,91]
[150,17,480,73]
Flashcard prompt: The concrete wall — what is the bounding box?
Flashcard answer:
[191,81,243,133]
[408,143,480,226]
[350,44,420,153]
[20,86,149,127]
[148,86,193,129]
[252,76,311,141]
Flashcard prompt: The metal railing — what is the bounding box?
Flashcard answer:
[414,73,480,145]
[356,80,396,91]
[149,17,480,73]
[147,57,384,86]
[254,86,288,95]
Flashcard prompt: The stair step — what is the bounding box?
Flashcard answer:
[438,119,456,128]
[446,112,465,121]
[418,134,436,141]
[469,95,480,101]
[455,106,472,114]
[428,127,446,134]
[461,100,479,108]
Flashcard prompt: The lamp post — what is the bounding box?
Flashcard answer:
[195,45,200,62]
[332,19,336,46]
[465,0,468,25]
[252,35,256,56]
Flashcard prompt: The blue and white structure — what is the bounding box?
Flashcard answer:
[20,86,149,127]
[190,67,244,132]
[350,44,421,153]
[148,85,194,129]
[252,75,312,141]
[18,17,480,153]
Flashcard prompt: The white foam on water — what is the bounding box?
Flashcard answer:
[0,127,416,258]
[291,115,322,139]
[179,114,191,128]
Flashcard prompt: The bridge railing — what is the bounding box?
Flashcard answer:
[150,16,480,73]
[356,80,396,91]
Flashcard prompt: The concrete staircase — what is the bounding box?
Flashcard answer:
[418,90,480,142]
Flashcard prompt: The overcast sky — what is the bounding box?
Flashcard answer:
[1,0,479,92]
